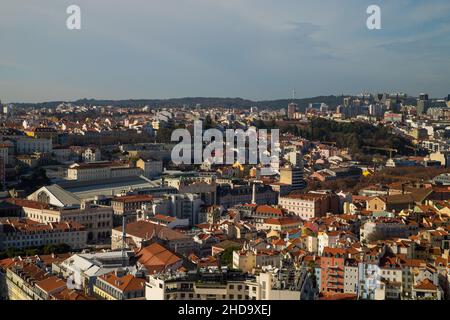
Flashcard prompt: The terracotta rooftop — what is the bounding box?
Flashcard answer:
[115,220,189,241]
[98,272,145,293]
[136,242,181,273]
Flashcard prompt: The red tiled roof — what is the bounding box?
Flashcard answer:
[256,205,283,216]
[98,273,145,293]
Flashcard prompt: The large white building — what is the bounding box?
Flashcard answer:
[7,197,113,242]
[145,267,316,300]
[67,162,141,182]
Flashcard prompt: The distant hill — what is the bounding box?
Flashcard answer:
[13,96,346,110]
[12,95,422,110]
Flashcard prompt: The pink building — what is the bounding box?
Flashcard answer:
[279,192,340,220]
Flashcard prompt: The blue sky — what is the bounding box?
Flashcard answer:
[1,0,450,102]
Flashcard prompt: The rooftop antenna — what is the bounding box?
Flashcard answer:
[292,89,296,102]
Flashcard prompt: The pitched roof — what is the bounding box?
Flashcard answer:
[98,272,145,293]
[136,242,181,273]
[35,276,67,293]
[256,205,283,216]
[112,195,153,203]
[115,220,189,241]
[414,278,438,291]
[41,184,81,207]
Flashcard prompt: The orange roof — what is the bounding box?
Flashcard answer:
[284,193,328,201]
[322,247,346,256]
[115,220,189,241]
[36,276,67,293]
[414,279,438,291]
[0,258,16,270]
[51,288,95,300]
[272,238,286,246]
[0,218,85,233]
[6,198,51,210]
[112,195,153,203]
[264,217,302,226]
[256,205,283,216]
[320,293,357,300]
[136,242,181,273]
[152,214,176,223]
[98,273,145,293]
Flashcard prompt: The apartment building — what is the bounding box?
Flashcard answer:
[0,218,87,250]
[82,147,101,163]
[67,162,141,182]
[217,184,277,209]
[232,248,282,273]
[111,220,196,255]
[7,198,112,242]
[93,271,145,300]
[360,220,419,242]
[111,194,153,224]
[148,193,202,225]
[320,247,346,294]
[6,263,49,300]
[344,260,359,295]
[136,158,163,178]
[166,176,216,206]
[146,268,315,300]
[279,192,340,220]
[15,137,52,154]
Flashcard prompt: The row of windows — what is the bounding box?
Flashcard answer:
[167,293,255,300]
[5,232,83,240]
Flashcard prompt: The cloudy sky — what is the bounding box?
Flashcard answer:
[1,0,450,102]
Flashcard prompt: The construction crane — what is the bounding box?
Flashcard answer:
[363,146,398,159]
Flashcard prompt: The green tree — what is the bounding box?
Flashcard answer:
[219,246,241,268]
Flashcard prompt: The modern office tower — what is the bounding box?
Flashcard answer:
[280,152,306,191]
[417,93,430,114]
[388,94,402,113]
[369,104,385,117]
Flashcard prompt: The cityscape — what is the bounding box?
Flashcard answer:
[1,1,450,305]
[1,93,450,301]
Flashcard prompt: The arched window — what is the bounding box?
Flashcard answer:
[37,191,50,204]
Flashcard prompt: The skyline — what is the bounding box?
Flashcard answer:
[1,0,450,102]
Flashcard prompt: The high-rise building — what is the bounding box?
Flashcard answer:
[287,102,297,119]
[279,152,306,192]
[417,93,430,115]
